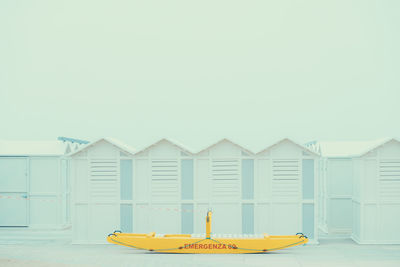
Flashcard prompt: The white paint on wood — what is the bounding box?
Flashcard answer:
[73,204,88,242]
[150,204,180,234]
[270,203,300,235]
[135,159,149,201]
[88,204,119,243]
[149,140,180,158]
[270,140,302,158]
[30,158,59,194]
[209,140,241,158]
[212,203,241,234]
[364,159,377,202]
[87,140,119,158]
[255,203,269,233]
[195,159,209,200]
[134,204,150,233]
[74,160,88,202]
[256,159,269,200]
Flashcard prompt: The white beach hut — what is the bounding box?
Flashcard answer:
[69,138,136,244]
[193,138,255,236]
[307,138,400,244]
[255,139,319,243]
[0,140,71,240]
[132,138,194,235]
[306,140,381,237]
[352,138,400,244]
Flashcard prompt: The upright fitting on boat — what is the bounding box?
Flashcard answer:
[206,210,212,239]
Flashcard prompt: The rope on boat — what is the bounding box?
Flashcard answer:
[109,235,210,252]
[108,233,307,253]
[208,237,306,252]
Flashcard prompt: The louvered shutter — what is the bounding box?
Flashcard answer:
[272,159,300,199]
[89,159,118,200]
[211,159,240,199]
[151,160,179,201]
[379,160,400,200]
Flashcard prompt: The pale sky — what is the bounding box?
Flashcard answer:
[1,0,399,152]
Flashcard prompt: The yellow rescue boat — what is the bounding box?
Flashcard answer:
[107,211,308,254]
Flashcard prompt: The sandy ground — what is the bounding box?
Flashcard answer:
[0,239,399,267]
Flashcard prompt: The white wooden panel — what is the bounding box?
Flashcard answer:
[61,159,69,224]
[363,204,377,241]
[379,204,400,242]
[379,160,400,200]
[318,159,326,228]
[255,203,269,234]
[328,159,353,196]
[0,158,28,226]
[74,150,87,157]
[74,159,88,202]
[73,204,88,242]
[87,140,118,158]
[352,201,361,240]
[271,160,300,200]
[151,160,178,201]
[209,141,241,157]
[150,204,180,234]
[270,203,300,235]
[364,160,377,202]
[211,159,240,200]
[134,204,150,233]
[270,140,301,158]
[0,158,27,192]
[89,159,118,201]
[378,140,400,157]
[30,158,59,194]
[195,159,209,200]
[379,180,400,200]
[89,204,119,243]
[329,198,352,232]
[352,160,362,200]
[30,197,58,225]
[256,160,269,199]
[135,159,149,201]
[0,193,28,226]
[212,203,241,234]
[149,141,180,158]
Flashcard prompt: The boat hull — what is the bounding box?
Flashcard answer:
[107,233,308,254]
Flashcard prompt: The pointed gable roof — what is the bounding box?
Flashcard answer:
[358,138,400,157]
[196,138,254,155]
[134,138,193,155]
[256,138,319,156]
[68,137,136,156]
